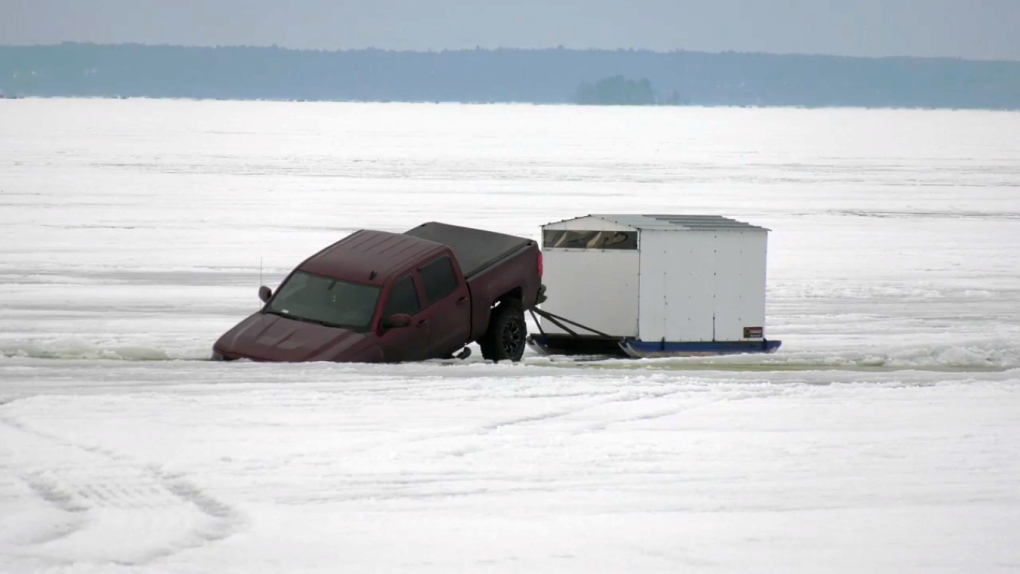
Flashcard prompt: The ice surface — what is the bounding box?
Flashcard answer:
[1,98,1019,572]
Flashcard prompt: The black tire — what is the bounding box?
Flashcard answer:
[480,301,527,362]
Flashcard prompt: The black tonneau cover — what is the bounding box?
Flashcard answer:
[404,222,532,279]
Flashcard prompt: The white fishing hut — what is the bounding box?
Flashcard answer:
[529,214,780,357]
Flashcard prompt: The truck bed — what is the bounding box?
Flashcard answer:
[404,222,533,279]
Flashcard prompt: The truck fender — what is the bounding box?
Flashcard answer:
[492,287,523,309]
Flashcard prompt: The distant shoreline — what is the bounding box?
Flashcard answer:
[3,43,1019,111]
[4,95,1018,114]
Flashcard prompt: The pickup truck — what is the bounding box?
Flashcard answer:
[212,222,546,363]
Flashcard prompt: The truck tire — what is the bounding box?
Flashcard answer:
[480,301,527,362]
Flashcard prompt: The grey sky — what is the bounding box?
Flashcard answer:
[3,0,1019,61]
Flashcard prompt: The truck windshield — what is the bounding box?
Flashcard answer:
[265,271,381,331]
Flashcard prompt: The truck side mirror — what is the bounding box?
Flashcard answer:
[258,285,273,303]
[382,314,411,329]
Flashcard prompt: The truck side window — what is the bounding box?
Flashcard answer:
[384,275,420,316]
[420,256,458,304]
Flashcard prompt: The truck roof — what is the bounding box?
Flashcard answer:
[404,222,534,279]
[299,230,445,285]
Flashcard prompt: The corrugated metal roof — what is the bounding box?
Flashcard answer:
[576,214,769,231]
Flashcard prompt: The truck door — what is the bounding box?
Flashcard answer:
[418,255,471,358]
[378,274,430,362]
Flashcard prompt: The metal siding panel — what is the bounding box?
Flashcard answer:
[669,231,716,342]
[540,249,639,337]
[713,230,768,340]
[638,234,666,342]
[639,231,715,342]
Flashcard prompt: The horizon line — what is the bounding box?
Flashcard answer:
[3,41,1019,65]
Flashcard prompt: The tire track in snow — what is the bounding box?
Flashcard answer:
[18,471,89,546]
[0,413,245,566]
[367,383,700,463]
[478,384,709,435]
[408,382,795,463]
[575,383,795,433]
[475,383,687,432]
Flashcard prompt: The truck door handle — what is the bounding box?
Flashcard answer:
[457,296,468,304]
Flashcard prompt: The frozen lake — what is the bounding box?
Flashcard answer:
[1,98,1019,572]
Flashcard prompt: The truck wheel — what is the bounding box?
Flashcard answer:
[481,301,527,362]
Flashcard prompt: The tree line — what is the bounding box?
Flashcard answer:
[1,43,1018,109]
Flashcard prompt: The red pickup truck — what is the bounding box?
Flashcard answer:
[212,222,546,363]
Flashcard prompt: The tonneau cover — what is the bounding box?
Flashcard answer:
[404,222,532,279]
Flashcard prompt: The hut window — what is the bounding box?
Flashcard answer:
[543,230,638,250]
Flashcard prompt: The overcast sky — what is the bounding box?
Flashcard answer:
[3,0,1018,61]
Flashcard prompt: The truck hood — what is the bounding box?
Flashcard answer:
[214,312,369,362]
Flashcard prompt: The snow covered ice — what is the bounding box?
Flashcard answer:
[1,98,1020,573]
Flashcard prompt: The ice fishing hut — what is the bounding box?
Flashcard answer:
[527,214,781,358]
